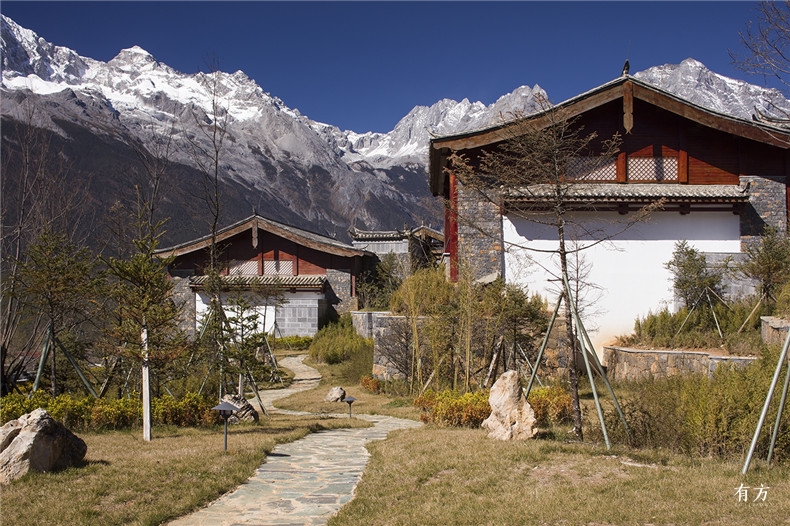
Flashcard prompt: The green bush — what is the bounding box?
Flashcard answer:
[414,389,491,427]
[309,313,373,369]
[91,397,141,429]
[622,296,767,354]
[527,384,573,427]
[272,335,312,351]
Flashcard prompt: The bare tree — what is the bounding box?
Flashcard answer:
[182,61,232,398]
[732,1,790,96]
[1,98,91,395]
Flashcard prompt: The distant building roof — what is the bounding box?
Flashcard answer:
[349,226,444,242]
[156,214,372,259]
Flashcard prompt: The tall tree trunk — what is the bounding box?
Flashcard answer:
[558,216,584,440]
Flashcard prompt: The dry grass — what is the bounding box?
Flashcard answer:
[6,352,788,525]
[1,416,369,526]
[274,355,421,420]
[331,427,790,526]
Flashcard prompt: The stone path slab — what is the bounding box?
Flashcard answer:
[168,356,420,525]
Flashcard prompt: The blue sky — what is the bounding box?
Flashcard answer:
[1,1,771,133]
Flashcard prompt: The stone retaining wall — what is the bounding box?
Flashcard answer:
[603,346,756,381]
[761,316,790,347]
[350,311,390,340]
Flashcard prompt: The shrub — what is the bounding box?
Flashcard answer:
[91,397,141,429]
[622,296,768,354]
[272,335,312,351]
[665,240,723,310]
[414,389,491,427]
[527,384,573,427]
[309,313,374,383]
[592,348,790,461]
[360,375,382,394]
[1,392,221,429]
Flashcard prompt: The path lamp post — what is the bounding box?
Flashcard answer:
[212,401,238,452]
[344,396,356,418]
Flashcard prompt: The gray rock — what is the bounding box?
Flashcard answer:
[221,394,259,424]
[324,386,346,402]
[0,408,87,484]
[482,371,537,441]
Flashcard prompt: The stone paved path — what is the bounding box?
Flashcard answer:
[168,356,420,526]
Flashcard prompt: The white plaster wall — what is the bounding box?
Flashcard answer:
[196,291,277,335]
[503,210,742,350]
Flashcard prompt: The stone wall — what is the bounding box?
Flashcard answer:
[740,175,787,242]
[366,310,573,383]
[457,183,504,282]
[603,346,756,381]
[276,297,327,337]
[371,314,409,380]
[350,311,390,340]
[761,316,790,347]
[171,276,196,338]
[326,268,356,313]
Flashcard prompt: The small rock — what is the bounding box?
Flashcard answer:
[221,394,259,424]
[324,386,346,402]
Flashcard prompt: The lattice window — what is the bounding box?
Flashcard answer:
[566,157,617,181]
[263,260,293,276]
[228,259,259,276]
[627,157,678,182]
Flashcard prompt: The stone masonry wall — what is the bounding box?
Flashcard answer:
[761,316,790,347]
[457,183,504,282]
[351,311,389,340]
[326,268,357,313]
[371,314,408,380]
[276,298,326,337]
[740,175,787,243]
[603,346,756,381]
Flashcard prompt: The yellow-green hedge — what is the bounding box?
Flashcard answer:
[0,392,221,429]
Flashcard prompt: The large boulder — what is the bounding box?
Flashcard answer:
[221,394,259,424]
[324,386,346,402]
[482,371,537,441]
[0,408,87,485]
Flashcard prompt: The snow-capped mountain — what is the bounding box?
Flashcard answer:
[2,14,788,247]
[633,57,790,121]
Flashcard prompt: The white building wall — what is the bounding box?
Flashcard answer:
[503,210,742,350]
[196,291,277,335]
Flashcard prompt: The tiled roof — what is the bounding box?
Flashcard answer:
[349,228,408,241]
[189,274,326,290]
[505,183,750,203]
[349,226,444,242]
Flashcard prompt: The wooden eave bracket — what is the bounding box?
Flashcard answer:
[623,81,633,134]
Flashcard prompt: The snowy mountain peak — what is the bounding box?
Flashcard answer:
[110,46,156,66]
[634,57,790,121]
